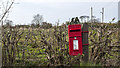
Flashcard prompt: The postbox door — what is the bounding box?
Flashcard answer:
[69,36,82,56]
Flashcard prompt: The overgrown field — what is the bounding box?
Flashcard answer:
[1,23,120,66]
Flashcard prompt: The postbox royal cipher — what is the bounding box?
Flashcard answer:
[68,24,82,56]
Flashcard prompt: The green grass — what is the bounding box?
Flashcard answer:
[80,62,101,66]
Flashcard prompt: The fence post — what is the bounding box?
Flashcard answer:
[82,23,89,62]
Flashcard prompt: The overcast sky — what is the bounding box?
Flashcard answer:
[1,0,120,25]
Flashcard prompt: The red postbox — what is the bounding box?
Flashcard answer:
[68,24,82,56]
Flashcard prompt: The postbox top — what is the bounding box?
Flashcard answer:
[68,24,81,29]
[68,24,81,37]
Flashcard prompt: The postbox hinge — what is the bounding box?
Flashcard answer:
[82,31,89,33]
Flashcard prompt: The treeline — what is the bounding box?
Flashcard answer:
[2,22,52,29]
[2,15,119,29]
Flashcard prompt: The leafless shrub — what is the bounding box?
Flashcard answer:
[1,23,120,66]
[89,23,120,66]
[2,24,82,66]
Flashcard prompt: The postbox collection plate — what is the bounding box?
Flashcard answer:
[73,40,78,50]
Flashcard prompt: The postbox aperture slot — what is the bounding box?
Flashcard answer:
[70,29,80,32]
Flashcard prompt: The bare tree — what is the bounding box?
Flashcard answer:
[0,0,15,67]
[0,0,15,25]
[32,14,44,27]
[4,19,13,27]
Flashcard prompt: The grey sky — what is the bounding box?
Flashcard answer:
[4,0,119,25]
[118,1,120,20]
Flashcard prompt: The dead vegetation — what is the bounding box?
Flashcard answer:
[1,23,120,66]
